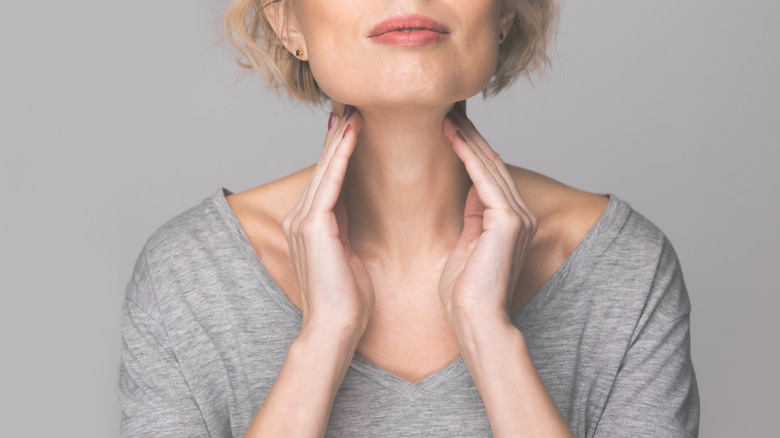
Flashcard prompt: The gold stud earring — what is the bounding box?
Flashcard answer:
[295,48,302,57]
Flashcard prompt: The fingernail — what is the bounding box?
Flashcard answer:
[342,124,352,139]
[328,112,335,129]
[455,130,466,142]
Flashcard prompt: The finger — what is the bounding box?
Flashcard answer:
[291,112,342,217]
[447,112,527,212]
[301,109,362,215]
[333,196,352,251]
[321,107,355,160]
[459,185,485,244]
[447,125,516,214]
[444,117,517,214]
[449,119,536,285]
[443,116,517,207]
[309,119,361,214]
[305,113,346,202]
[446,110,513,184]
[447,111,537,295]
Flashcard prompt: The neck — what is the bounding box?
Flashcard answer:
[338,103,471,265]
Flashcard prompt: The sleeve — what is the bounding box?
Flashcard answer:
[117,250,211,438]
[592,238,700,437]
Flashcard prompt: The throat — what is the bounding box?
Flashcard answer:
[340,107,471,253]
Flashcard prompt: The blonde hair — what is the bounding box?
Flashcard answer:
[223,0,559,104]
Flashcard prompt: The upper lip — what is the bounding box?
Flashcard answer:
[368,14,450,37]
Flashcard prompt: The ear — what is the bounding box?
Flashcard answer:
[498,0,517,44]
[263,0,309,60]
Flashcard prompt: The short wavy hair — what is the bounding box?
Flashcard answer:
[223,0,559,104]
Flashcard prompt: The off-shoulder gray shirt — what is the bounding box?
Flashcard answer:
[117,189,699,437]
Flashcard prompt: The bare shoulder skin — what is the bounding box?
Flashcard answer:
[506,165,610,314]
[227,164,609,332]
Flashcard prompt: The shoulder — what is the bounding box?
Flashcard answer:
[510,167,693,333]
[522,166,689,310]
[126,190,239,312]
[507,164,669,257]
[142,190,231,261]
[223,167,313,265]
[506,165,612,270]
[507,165,682,291]
[225,167,313,232]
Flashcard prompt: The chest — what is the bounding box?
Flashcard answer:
[262,247,552,385]
[167,249,624,438]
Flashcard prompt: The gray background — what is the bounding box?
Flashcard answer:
[1,0,777,436]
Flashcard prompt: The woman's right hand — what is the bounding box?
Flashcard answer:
[282,106,374,338]
[245,108,373,436]
[245,110,372,437]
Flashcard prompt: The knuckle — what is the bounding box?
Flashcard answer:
[282,214,297,239]
[507,214,523,232]
[290,215,306,240]
[516,214,538,239]
[494,208,521,230]
[527,211,539,230]
[298,216,313,234]
[298,216,321,240]
[484,154,499,171]
[281,211,294,231]
[472,170,491,187]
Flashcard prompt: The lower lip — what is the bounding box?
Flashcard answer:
[370,30,450,47]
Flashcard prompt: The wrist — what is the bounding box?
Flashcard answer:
[452,313,523,364]
[446,296,511,329]
[298,318,364,354]
[303,302,371,338]
[449,305,515,337]
[291,325,362,394]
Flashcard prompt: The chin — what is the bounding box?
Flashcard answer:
[312,53,494,109]
[322,75,489,110]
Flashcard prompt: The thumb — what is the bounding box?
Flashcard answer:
[334,196,353,250]
[459,185,484,244]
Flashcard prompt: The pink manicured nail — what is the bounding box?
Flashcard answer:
[342,124,352,139]
[328,112,335,129]
[456,130,466,142]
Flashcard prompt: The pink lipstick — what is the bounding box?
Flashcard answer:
[368,14,450,47]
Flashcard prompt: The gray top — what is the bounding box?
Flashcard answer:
[117,189,699,437]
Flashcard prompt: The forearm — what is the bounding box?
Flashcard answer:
[454,316,573,438]
[244,325,360,438]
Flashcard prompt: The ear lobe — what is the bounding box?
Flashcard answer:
[263,0,309,60]
[498,1,517,43]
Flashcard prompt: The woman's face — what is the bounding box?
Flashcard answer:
[287,0,512,109]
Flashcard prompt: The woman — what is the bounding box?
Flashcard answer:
[118,0,699,436]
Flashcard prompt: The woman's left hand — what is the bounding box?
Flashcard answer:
[439,107,538,328]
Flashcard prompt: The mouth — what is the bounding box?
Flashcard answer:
[368,14,451,46]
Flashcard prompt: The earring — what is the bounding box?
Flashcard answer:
[499,33,504,43]
[295,48,303,57]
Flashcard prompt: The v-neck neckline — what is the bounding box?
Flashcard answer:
[211,187,622,397]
